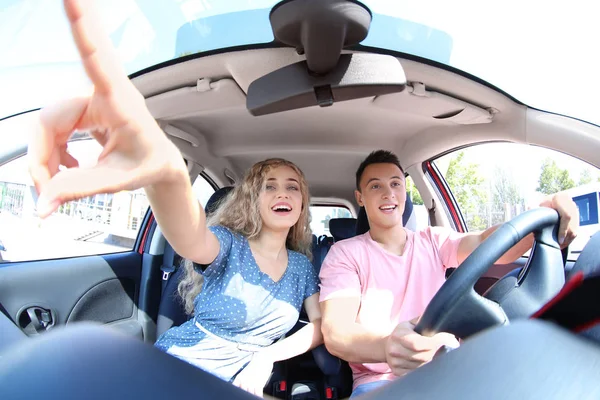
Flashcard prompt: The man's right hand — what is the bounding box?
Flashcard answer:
[385,319,459,377]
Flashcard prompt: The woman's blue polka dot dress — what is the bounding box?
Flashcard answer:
[155,225,319,382]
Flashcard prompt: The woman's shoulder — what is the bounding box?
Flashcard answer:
[208,225,245,242]
[287,248,310,261]
[287,249,314,271]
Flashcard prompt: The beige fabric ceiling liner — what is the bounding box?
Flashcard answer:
[146,76,493,126]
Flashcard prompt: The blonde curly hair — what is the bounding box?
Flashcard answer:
[178,158,312,315]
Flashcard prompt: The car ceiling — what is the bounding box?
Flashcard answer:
[2,46,599,211]
[131,45,600,207]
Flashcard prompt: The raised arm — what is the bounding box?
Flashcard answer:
[27,0,219,264]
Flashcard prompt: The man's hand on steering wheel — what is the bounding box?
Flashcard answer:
[385,318,459,377]
[387,192,579,377]
[539,192,579,248]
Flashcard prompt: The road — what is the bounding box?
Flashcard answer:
[0,211,133,263]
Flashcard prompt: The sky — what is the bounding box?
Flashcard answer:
[1,0,599,198]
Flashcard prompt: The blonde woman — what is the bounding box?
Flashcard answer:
[154,158,321,391]
[27,0,322,396]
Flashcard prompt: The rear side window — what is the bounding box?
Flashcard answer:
[192,174,216,207]
[310,206,353,237]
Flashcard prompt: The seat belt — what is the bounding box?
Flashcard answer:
[318,235,333,267]
[160,242,177,295]
[428,198,438,227]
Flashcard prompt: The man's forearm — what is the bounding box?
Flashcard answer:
[323,323,388,364]
[478,224,534,264]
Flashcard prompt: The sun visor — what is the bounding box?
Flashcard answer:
[146,79,246,119]
[374,82,494,125]
[247,53,407,116]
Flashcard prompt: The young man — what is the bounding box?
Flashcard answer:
[319,150,579,398]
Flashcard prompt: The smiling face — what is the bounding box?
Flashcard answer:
[355,163,406,230]
[258,165,304,233]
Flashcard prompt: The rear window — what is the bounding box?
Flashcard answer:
[310,206,352,237]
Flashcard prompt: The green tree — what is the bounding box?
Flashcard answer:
[537,158,575,194]
[444,151,488,231]
[405,176,424,205]
[579,169,592,185]
[491,166,524,225]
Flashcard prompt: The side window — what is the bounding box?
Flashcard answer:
[310,206,353,237]
[192,174,216,208]
[0,139,150,263]
[434,143,600,257]
[406,175,430,231]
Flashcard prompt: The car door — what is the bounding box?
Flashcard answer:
[0,134,155,341]
[428,142,600,293]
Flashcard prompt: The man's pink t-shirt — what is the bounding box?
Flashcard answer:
[318,227,465,389]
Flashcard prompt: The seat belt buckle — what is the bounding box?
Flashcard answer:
[161,265,175,281]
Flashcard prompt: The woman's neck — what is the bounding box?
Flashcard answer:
[249,227,289,261]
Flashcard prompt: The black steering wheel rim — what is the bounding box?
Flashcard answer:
[415,207,566,339]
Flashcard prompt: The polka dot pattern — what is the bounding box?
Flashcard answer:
[154,225,319,382]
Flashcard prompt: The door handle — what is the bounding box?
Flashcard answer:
[23,307,54,333]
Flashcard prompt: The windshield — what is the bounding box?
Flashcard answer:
[1,0,598,126]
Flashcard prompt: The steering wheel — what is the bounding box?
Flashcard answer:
[415,207,566,339]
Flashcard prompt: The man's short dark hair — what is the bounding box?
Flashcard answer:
[355,150,404,190]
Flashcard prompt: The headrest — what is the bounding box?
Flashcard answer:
[356,192,415,235]
[329,218,358,242]
[205,186,234,215]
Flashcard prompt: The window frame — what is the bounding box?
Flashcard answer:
[423,160,466,233]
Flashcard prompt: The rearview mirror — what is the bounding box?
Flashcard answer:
[246,53,407,116]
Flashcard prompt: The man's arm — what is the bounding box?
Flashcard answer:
[321,297,458,375]
[457,192,579,265]
[457,225,533,265]
[320,296,388,363]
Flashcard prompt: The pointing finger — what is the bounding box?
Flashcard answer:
[64,0,130,96]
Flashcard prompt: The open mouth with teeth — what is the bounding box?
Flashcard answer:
[271,202,293,214]
[379,204,398,213]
